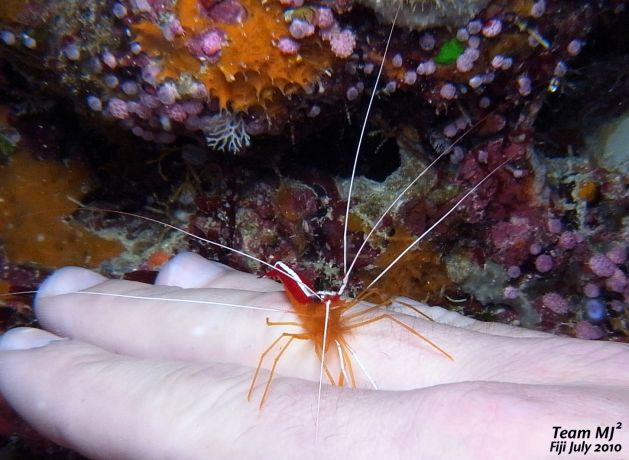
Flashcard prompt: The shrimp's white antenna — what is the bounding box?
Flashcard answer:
[74,291,293,313]
[315,299,331,439]
[343,339,377,389]
[338,117,489,296]
[69,202,321,300]
[364,158,511,292]
[342,1,401,275]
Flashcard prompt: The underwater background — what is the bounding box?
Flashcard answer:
[0,0,627,456]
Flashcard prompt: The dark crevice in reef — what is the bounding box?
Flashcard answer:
[278,121,401,182]
[533,6,629,158]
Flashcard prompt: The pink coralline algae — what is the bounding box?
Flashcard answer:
[588,253,617,278]
[504,286,519,299]
[107,98,129,119]
[557,231,578,250]
[289,19,315,39]
[541,293,569,314]
[605,270,627,294]
[276,37,300,55]
[583,282,601,298]
[186,29,226,60]
[535,254,554,273]
[329,29,356,59]
[574,321,604,340]
[606,245,627,265]
[313,8,334,28]
[206,0,248,24]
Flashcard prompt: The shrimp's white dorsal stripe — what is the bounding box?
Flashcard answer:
[273,261,321,300]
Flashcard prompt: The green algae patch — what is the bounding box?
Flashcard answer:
[435,39,465,65]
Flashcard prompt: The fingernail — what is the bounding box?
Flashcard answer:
[36,267,107,300]
[0,328,64,351]
[155,252,228,288]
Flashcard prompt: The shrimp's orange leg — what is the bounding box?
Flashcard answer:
[343,303,386,322]
[264,317,336,384]
[347,314,454,361]
[390,300,435,322]
[337,337,357,388]
[266,319,300,327]
[347,293,435,323]
[248,332,307,408]
[313,345,340,386]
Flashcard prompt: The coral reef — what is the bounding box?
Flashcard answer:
[357,0,489,31]
[0,1,627,456]
[0,0,610,153]
[0,149,123,267]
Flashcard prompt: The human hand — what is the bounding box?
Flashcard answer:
[0,252,627,459]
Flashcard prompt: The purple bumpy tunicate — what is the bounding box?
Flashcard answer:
[208,0,247,24]
[417,60,436,75]
[107,98,129,119]
[314,7,334,28]
[276,37,300,55]
[588,253,616,278]
[583,283,600,298]
[504,286,519,299]
[535,254,553,273]
[541,292,569,314]
[440,83,456,99]
[558,231,577,250]
[605,270,627,293]
[482,19,502,37]
[186,29,226,62]
[329,29,356,58]
[289,19,315,39]
[606,245,627,264]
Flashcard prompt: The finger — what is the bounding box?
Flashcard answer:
[1,336,627,460]
[35,270,629,393]
[0,334,306,459]
[393,297,552,338]
[0,327,65,350]
[36,270,328,379]
[154,252,282,292]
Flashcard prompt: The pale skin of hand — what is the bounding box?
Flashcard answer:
[0,253,627,460]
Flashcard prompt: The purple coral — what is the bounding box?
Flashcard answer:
[276,37,300,55]
[289,19,315,39]
[606,245,627,265]
[605,270,627,293]
[535,254,553,273]
[583,283,600,298]
[557,231,577,250]
[440,83,457,100]
[207,0,247,24]
[482,19,502,38]
[588,253,616,278]
[574,321,604,340]
[541,292,569,314]
[313,7,334,28]
[329,29,356,58]
[186,29,226,61]
[107,98,129,119]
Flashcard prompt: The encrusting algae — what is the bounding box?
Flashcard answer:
[133,0,334,112]
[0,150,122,268]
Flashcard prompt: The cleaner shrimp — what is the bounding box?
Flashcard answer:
[1,1,527,436]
